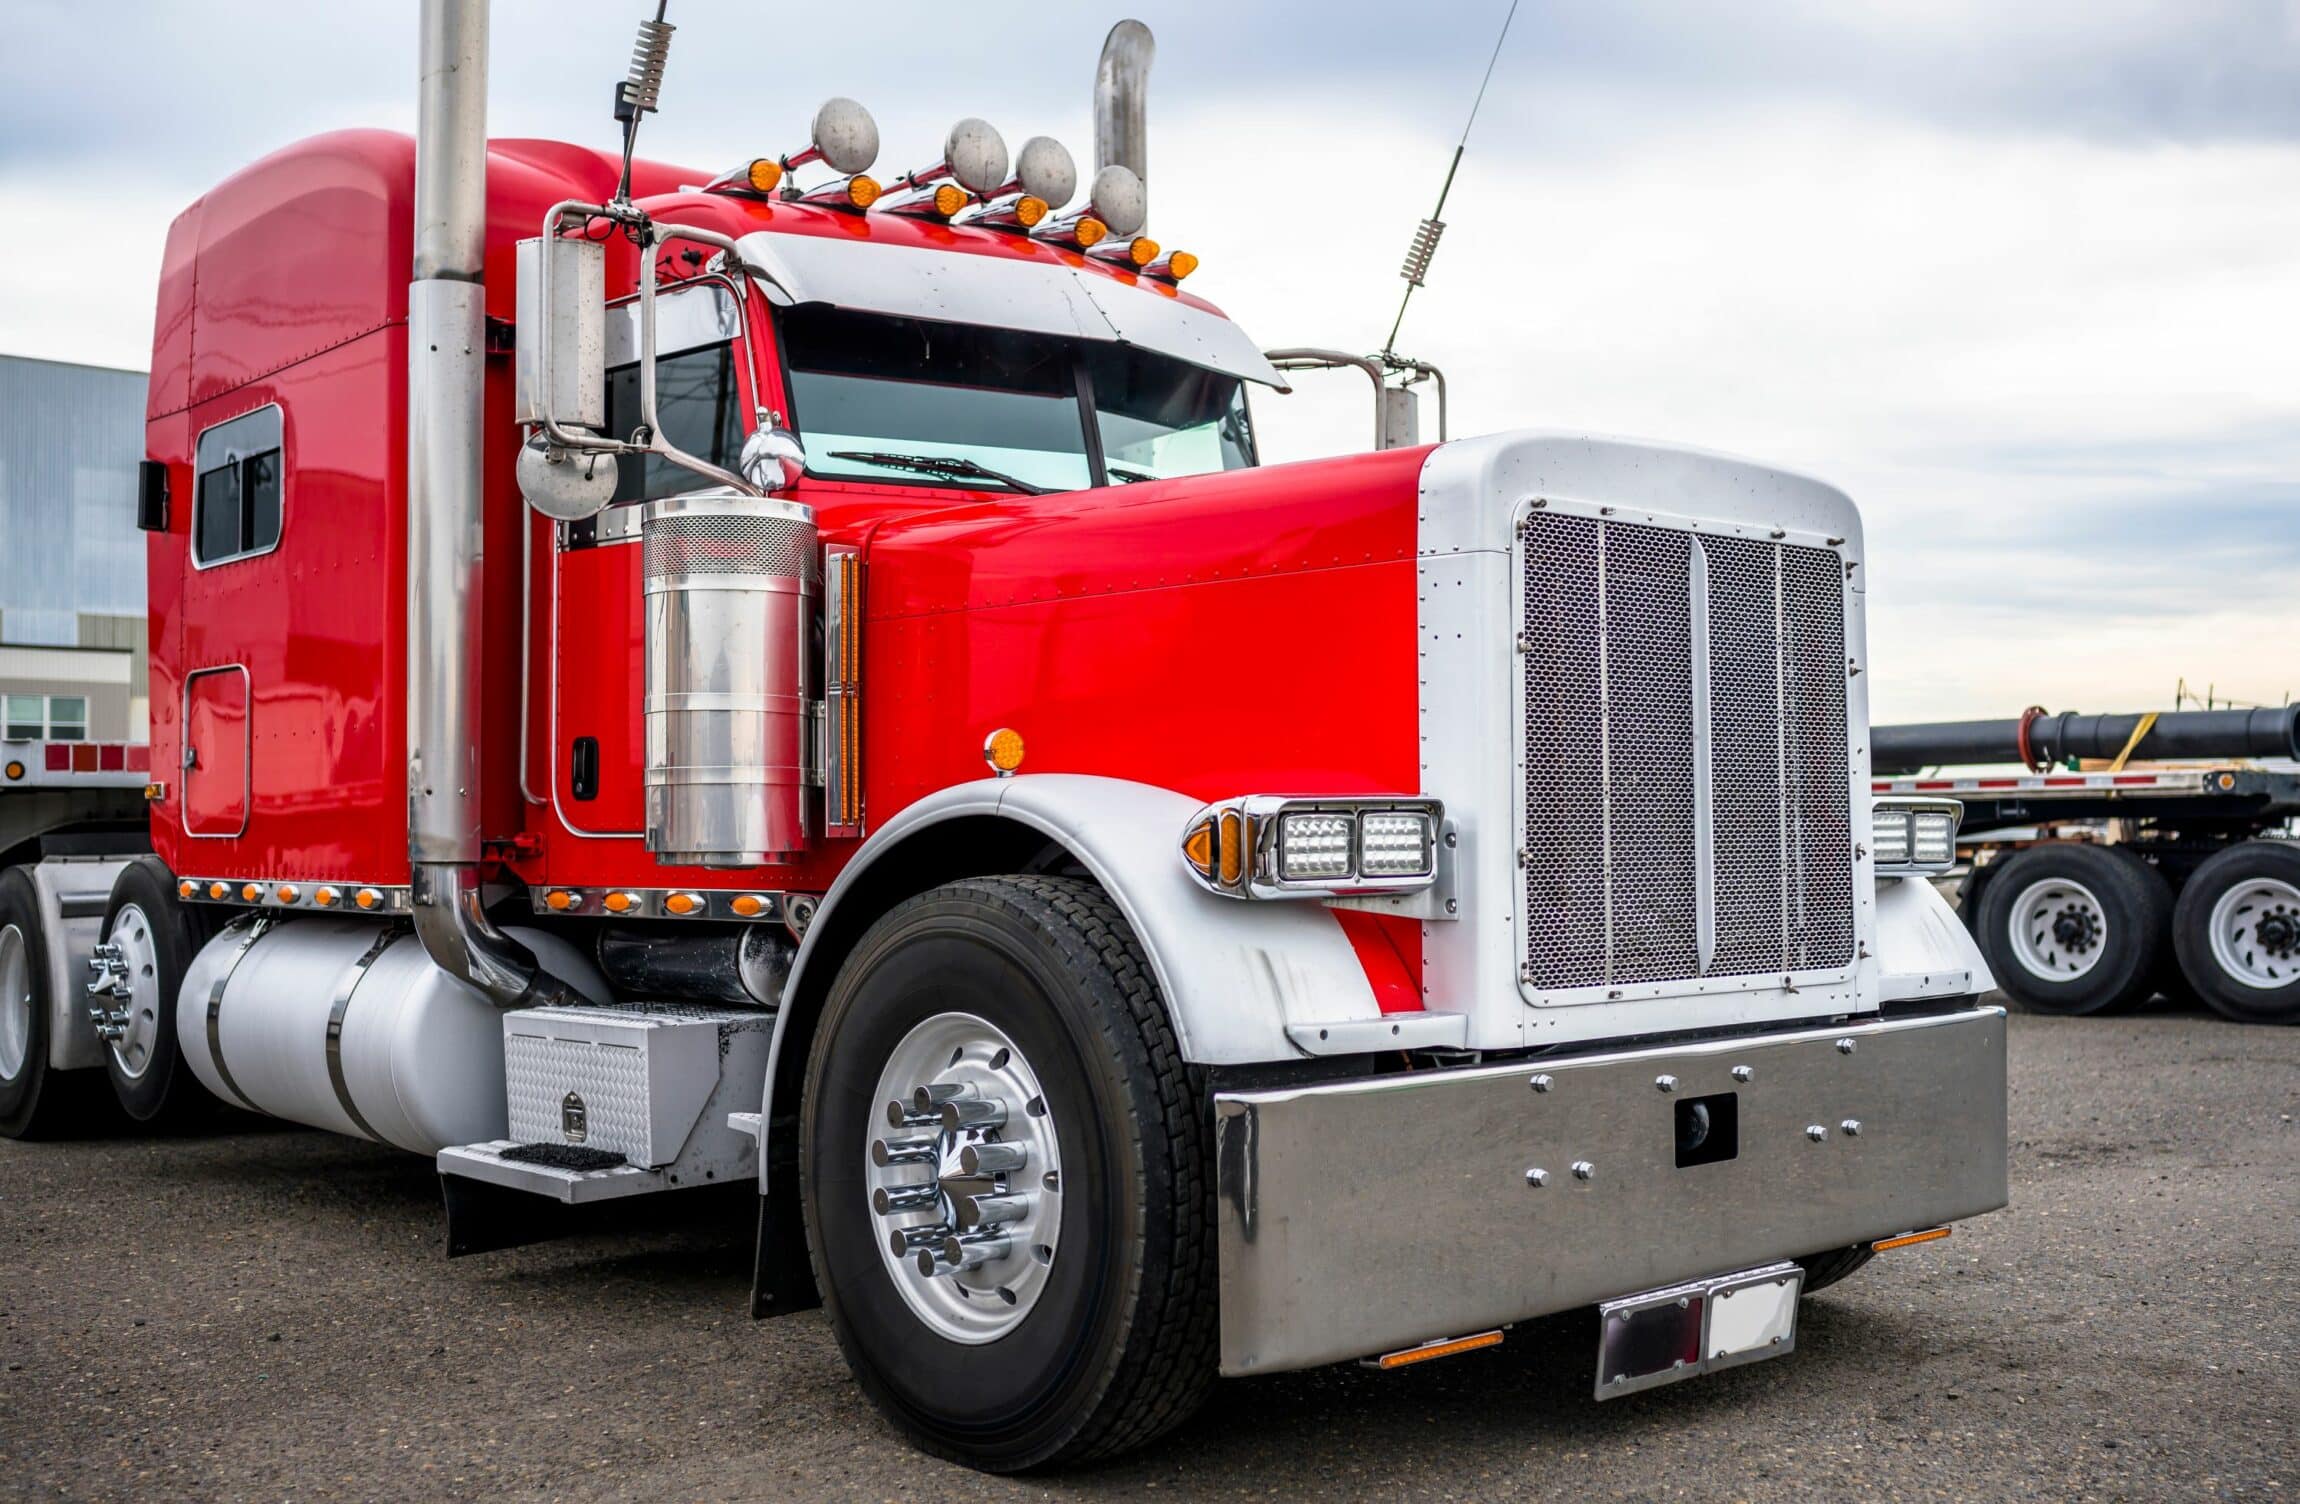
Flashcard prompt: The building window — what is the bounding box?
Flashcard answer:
[3,694,87,741]
[193,405,285,567]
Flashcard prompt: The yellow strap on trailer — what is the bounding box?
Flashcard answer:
[2106,711,2159,772]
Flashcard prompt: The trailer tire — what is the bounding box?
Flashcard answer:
[98,858,218,1125]
[799,876,1214,1472]
[1974,843,2168,1015]
[0,867,107,1139]
[2171,841,2300,1025]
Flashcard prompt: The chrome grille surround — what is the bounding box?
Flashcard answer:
[1516,503,1856,1002]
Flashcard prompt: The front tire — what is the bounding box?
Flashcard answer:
[1975,843,2169,1015]
[800,876,1214,1472]
[2171,841,2300,1024]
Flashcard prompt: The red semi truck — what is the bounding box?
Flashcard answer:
[0,4,2008,1470]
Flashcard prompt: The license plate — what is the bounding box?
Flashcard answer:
[1594,1262,1803,1400]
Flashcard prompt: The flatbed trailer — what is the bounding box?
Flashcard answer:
[1870,761,2300,1024]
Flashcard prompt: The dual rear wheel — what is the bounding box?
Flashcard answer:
[1975,840,2300,1024]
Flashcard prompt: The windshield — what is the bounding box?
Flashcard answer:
[779,304,1257,492]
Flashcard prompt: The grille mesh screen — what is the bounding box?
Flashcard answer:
[643,512,817,581]
[1521,513,1854,992]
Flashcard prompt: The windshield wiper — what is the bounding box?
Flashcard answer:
[828,450,1051,496]
[1105,463,1156,484]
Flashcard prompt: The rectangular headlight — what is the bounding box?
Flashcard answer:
[1278,812,1355,881]
[1871,797,1961,875]
[1871,807,1912,867]
[1911,810,1957,867]
[1358,810,1436,879]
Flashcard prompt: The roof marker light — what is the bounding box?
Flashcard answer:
[1143,249,1198,282]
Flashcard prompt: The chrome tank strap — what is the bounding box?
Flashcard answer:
[204,916,273,1112]
[324,924,407,1144]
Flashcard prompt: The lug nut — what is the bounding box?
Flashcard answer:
[887,1223,952,1256]
[958,1141,1028,1175]
[919,1231,1012,1274]
[871,1184,941,1216]
[885,1101,939,1129]
[956,1192,1033,1231]
[940,1096,1008,1132]
[871,1136,938,1167]
[910,1082,973,1113]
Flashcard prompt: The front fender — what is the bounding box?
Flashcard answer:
[1874,874,1995,1001]
[778,774,1383,1067]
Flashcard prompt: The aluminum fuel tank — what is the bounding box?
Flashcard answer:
[640,489,817,866]
[175,918,608,1154]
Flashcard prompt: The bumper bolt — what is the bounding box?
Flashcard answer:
[1524,1167,1547,1188]
[1835,1038,1857,1055]
[1806,1124,1828,1142]
[1731,1065,1754,1083]
[1655,1074,1677,1094]
[1841,1119,1862,1137]
[1571,1160,1595,1180]
[1529,1074,1553,1094]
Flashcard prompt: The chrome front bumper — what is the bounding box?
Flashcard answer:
[1214,1005,2007,1374]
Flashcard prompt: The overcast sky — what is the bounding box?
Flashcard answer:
[4,0,2295,722]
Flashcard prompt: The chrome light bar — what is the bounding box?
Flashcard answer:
[1871,797,1963,876]
[1182,796,1443,900]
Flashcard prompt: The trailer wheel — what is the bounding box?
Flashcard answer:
[0,867,104,1139]
[799,876,1213,1472]
[1975,843,2168,1015]
[2171,841,2300,1024]
[97,858,217,1125]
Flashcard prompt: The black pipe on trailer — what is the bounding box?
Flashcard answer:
[1873,705,2300,774]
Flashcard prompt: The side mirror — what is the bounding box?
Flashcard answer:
[515,234,606,432]
[740,421,806,493]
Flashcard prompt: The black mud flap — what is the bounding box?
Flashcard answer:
[748,1127,820,1318]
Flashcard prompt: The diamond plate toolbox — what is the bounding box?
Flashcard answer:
[503,1005,771,1169]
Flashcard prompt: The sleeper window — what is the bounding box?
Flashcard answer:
[192,405,285,566]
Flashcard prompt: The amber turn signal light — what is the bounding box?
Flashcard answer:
[603,891,639,914]
[1872,1227,1952,1253]
[665,892,703,916]
[1181,819,1215,880]
[543,889,578,912]
[731,894,768,918]
[1369,1330,1504,1370]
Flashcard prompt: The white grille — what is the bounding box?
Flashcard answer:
[1521,513,1854,992]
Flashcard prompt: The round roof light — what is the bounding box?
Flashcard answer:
[810,97,880,176]
[944,117,1010,195]
[1086,163,1146,239]
[1014,136,1077,211]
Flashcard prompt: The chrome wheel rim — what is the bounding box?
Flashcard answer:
[0,923,30,1082]
[95,904,164,1081]
[2207,876,2300,991]
[864,1011,1062,1344]
[2009,877,2108,981]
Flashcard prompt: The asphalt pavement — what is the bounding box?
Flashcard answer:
[3,999,2293,1502]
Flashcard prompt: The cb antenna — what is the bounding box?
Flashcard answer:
[1383,0,1520,357]
[611,1,675,207]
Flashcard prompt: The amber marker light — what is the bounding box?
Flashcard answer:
[847,175,882,209]
[1217,811,1245,887]
[207,881,229,900]
[354,887,383,911]
[1181,819,1216,880]
[1124,236,1158,267]
[1164,250,1198,280]
[1013,194,1049,228]
[603,891,639,914]
[731,894,768,918]
[1073,216,1107,249]
[665,892,703,916]
[544,890,578,912]
[314,886,340,908]
[240,883,263,902]
[748,158,785,193]
[930,183,968,217]
[983,728,1026,777]
[3,760,23,781]
[275,885,301,905]
[177,879,197,899]
[1872,1227,1953,1253]
[1371,1331,1505,1370]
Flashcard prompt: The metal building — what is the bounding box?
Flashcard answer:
[0,354,148,741]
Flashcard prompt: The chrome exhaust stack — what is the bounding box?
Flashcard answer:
[1092,20,1154,193]
[406,0,583,1010]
